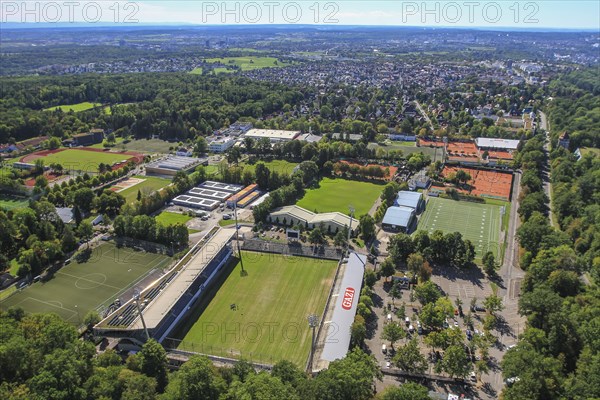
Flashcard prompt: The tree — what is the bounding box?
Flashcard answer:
[407,253,424,280]
[364,269,377,289]
[139,339,168,392]
[358,214,375,242]
[227,146,241,164]
[438,344,471,378]
[137,189,142,201]
[61,225,78,253]
[271,360,306,388]
[334,229,347,249]
[311,347,381,400]
[378,383,430,400]
[162,355,226,400]
[308,227,325,250]
[71,187,95,214]
[483,294,504,315]
[414,281,441,305]
[482,251,497,275]
[254,163,270,190]
[419,261,432,282]
[350,315,367,347]
[77,221,94,248]
[380,259,395,282]
[392,339,427,374]
[226,372,299,400]
[388,233,414,265]
[194,137,208,155]
[381,322,405,349]
[389,283,401,306]
[83,310,100,328]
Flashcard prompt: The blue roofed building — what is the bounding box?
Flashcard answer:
[394,190,424,214]
[382,206,415,233]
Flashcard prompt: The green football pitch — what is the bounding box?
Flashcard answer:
[0,243,172,324]
[417,197,504,258]
[33,149,133,173]
[296,177,383,217]
[177,251,337,366]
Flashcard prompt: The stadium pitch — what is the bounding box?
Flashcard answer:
[176,251,338,366]
[417,197,503,258]
[0,243,171,324]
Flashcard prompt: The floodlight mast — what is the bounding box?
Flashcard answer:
[234,200,244,273]
[133,289,150,340]
[307,314,319,372]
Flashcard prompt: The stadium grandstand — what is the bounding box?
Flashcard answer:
[94,228,235,344]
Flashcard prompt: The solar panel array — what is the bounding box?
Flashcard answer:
[199,180,243,193]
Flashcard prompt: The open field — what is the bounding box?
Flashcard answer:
[0,194,29,211]
[297,177,383,216]
[155,212,192,227]
[21,148,139,173]
[44,102,101,113]
[178,251,337,366]
[115,175,172,203]
[417,197,503,258]
[242,159,298,176]
[0,243,172,324]
[204,56,291,71]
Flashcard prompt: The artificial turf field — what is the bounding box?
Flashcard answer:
[296,177,383,216]
[0,243,171,324]
[417,197,503,258]
[178,251,337,366]
[31,149,132,173]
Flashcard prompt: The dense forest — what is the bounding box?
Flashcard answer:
[500,69,600,400]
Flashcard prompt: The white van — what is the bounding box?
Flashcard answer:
[382,344,387,354]
[405,316,410,326]
[408,324,414,333]
[387,313,392,322]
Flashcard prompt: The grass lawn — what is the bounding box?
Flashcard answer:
[0,243,172,324]
[44,102,101,113]
[34,149,132,173]
[178,251,337,366]
[118,175,172,204]
[218,219,236,227]
[0,194,29,211]
[190,67,203,74]
[113,138,174,154]
[368,142,438,158]
[417,197,502,259]
[204,56,291,71]
[155,212,192,227]
[296,177,383,217]
[241,159,298,176]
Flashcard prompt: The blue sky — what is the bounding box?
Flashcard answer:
[3,1,599,29]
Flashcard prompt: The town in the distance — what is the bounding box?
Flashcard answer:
[0,18,599,400]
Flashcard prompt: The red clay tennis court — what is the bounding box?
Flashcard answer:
[442,166,513,200]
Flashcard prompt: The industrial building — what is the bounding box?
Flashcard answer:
[226,184,258,208]
[187,187,232,202]
[145,156,206,177]
[199,181,243,193]
[244,129,301,143]
[208,137,236,153]
[172,195,221,211]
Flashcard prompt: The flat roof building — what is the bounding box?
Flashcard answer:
[382,206,415,233]
[244,129,301,143]
[199,181,243,193]
[172,195,220,211]
[394,190,424,213]
[209,137,236,153]
[187,187,232,202]
[475,138,520,151]
[145,156,206,177]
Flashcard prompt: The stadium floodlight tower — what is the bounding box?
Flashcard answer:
[307,313,319,372]
[233,199,244,273]
[347,205,355,257]
[133,288,150,341]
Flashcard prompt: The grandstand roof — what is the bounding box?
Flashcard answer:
[382,206,415,228]
[394,190,422,209]
[321,252,366,363]
[130,228,235,330]
[475,137,520,150]
[269,205,354,230]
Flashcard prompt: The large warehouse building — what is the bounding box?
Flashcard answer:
[145,156,207,176]
[172,181,243,211]
[244,129,301,143]
[382,190,425,233]
[394,190,424,213]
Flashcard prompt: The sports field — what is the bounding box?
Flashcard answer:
[0,194,29,211]
[417,197,503,258]
[0,243,171,324]
[22,149,134,173]
[116,175,172,203]
[179,251,337,366]
[44,102,101,113]
[242,159,298,176]
[155,212,192,228]
[296,177,383,216]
